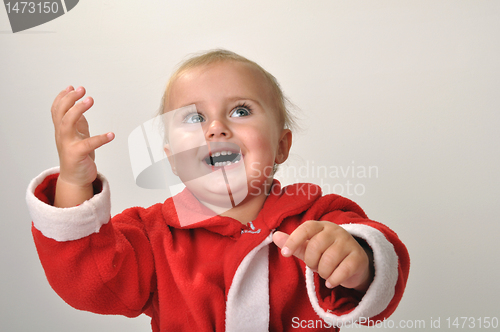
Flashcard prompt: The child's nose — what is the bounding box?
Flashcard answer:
[205,119,231,140]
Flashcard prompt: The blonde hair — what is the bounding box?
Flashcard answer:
[158,49,296,131]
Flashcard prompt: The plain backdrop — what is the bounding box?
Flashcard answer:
[1,1,499,331]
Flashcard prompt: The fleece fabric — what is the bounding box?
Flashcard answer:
[27,167,410,332]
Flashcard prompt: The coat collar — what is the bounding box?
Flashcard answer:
[162,180,323,238]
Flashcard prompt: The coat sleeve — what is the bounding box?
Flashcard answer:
[27,167,157,317]
[302,193,410,328]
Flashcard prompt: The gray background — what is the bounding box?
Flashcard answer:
[1,1,499,331]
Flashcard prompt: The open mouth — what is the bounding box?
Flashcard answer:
[204,150,242,167]
[203,142,242,167]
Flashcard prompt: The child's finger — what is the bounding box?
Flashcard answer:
[51,85,74,122]
[53,86,86,126]
[59,97,94,137]
[302,230,337,272]
[280,221,324,258]
[274,230,308,262]
[81,132,115,155]
[325,252,365,289]
[317,243,347,283]
[76,113,91,138]
[272,231,289,249]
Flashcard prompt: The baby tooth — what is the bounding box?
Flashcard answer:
[227,151,232,155]
[221,151,227,156]
[214,152,221,157]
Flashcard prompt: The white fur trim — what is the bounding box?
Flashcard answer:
[26,167,111,242]
[305,223,399,327]
[225,233,273,332]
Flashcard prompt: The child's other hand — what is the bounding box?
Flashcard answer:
[51,86,114,206]
[273,221,373,292]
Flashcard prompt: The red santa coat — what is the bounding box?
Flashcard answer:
[26,167,409,331]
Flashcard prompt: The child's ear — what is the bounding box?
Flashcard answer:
[275,129,292,165]
[163,143,178,176]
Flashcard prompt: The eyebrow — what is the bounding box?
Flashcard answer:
[227,96,263,107]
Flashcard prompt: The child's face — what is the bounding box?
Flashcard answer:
[163,61,291,212]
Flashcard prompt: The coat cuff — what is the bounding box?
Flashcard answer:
[26,167,111,242]
[305,223,399,327]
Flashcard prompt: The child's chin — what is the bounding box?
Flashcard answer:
[188,180,249,211]
[194,191,235,212]
[207,180,247,200]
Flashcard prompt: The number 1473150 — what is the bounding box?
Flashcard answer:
[5,2,60,14]
[446,317,498,329]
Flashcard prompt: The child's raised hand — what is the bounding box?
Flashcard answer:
[51,86,114,207]
[273,221,373,292]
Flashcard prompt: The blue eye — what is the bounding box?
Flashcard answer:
[231,106,251,118]
[184,113,205,124]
